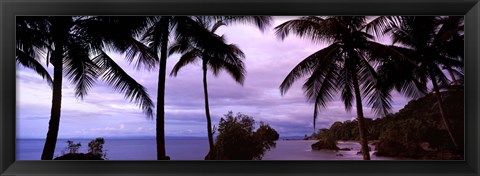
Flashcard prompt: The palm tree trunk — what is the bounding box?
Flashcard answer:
[41,48,63,160]
[428,70,459,149]
[202,60,215,160]
[352,73,371,160]
[156,17,169,160]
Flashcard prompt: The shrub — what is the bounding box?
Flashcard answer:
[54,138,107,160]
[214,111,279,160]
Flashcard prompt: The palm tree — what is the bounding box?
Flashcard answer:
[384,16,464,149]
[434,16,464,86]
[139,16,271,160]
[169,17,249,159]
[16,16,155,160]
[275,16,424,160]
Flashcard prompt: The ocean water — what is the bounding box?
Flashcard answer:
[17,138,396,160]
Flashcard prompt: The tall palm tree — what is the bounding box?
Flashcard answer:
[139,16,271,160]
[434,16,464,86]
[384,16,464,149]
[169,17,248,159]
[275,16,424,160]
[16,16,155,160]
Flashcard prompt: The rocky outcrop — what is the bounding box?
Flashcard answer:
[311,140,339,150]
[338,148,351,151]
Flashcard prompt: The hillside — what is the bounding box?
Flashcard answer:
[314,88,464,160]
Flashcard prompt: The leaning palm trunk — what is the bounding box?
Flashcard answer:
[202,60,216,160]
[41,48,64,160]
[429,70,459,149]
[352,73,371,160]
[156,18,169,160]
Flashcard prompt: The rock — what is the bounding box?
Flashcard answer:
[336,154,344,156]
[356,146,372,155]
[54,153,103,160]
[375,139,402,156]
[356,151,370,155]
[419,142,437,152]
[311,140,339,150]
[303,136,317,140]
[338,148,351,151]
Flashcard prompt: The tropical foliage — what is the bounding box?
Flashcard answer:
[167,16,271,159]
[128,16,272,160]
[55,138,108,160]
[17,15,464,160]
[169,18,247,159]
[274,16,426,160]
[382,16,464,149]
[315,89,464,159]
[214,111,279,160]
[16,16,155,160]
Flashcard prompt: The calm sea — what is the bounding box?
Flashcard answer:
[17,138,396,160]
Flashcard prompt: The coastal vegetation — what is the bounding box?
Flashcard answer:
[16,16,464,160]
[103,16,271,160]
[213,112,279,160]
[169,18,247,160]
[275,16,422,160]
[54,138,108,160]
[275,16,463,160]
[17,16,155,160]
[310,89,464,159]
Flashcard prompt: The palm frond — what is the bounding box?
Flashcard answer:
[172,17,247,85]
[358,57,393,116]
[211,20,226,33]
[206,50,246,84]
[433,16,464,44]
[77,17,158,70]
[168,40,194,56]
[64,41,99,99]
[364,16,402,38]
[92,51,154,118]
[309,63,339,129]
[220,16,273,32]
[124,38,157,71]
[274,16,337,44]
[16,17,51,60]
[16,49,53,87]
[279,43,340,95]
[142,17,171,54]
[170,49,201,76]
[174,17,234,58]
[429,64,450,89]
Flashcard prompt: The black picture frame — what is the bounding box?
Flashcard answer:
[1,0,479,175]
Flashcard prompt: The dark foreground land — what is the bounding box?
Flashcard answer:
[309,88,464,160]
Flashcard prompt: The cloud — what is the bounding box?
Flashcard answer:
[17,16,417,139]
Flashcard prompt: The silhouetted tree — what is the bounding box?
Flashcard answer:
[130,16,272,160]
[16,16,155,160]
[214,111,279,160]
[384,16,464,149]
[275,16,424,160]
[169,18,246,159]
[168,16,272,159]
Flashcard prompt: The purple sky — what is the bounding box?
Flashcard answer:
[16,16,410,139]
